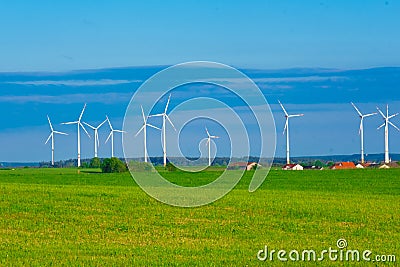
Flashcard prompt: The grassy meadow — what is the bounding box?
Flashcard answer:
[0,167,399,266]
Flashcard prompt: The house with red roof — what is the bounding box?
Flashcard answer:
[330,162,356,170]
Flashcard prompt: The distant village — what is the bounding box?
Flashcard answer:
[228,160,400,171]
[2,155,400,170]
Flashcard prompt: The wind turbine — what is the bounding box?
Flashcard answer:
[45,115,67,166]
[351,102,377,164]
[278,101,304,165]
[205,127,219,166]
[62,104,90,167]
[377,105,399,164]
[135,105,161,163]
[83,118,108,158]
[149,94,176,167]
[105,116,126,158]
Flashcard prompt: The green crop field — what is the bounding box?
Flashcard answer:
[0,168,399,266]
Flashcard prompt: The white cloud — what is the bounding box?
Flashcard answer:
[5,79,141,86]
[188,75,348,88]
[253,76,349,83]
[0,93,133,104]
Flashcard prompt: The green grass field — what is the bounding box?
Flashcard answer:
[0,168,399,266]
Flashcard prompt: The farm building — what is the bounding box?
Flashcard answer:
[378,162,399,169]
[228,162,261,171]
[330,162,356,170]
[356,163,372,169]
[282,164,303,170]
[303,165,323,170]
[246,162,261,170]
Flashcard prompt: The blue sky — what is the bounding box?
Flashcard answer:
[0,2,400,162]
[1,1,400,71]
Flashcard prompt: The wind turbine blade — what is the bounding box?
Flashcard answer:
[114,130,126,133]
[165,115,176,131]
[47,115,54,131]
[45,133,52,144]
[105,132,112,143]
[210,135,219,139]
[147,123,161,130]
[358,120,363,135]
[205,127,210,137]
[288,114,304,118]
[62,121,78,125]
[376,107,386,118]
[351,102,363,117]
[135,125,145,137]
[363,112,377,118]
[283,119,288,135]
[386,104,389,117]
[377,123,385,130]
[82,121,95,130]
[106,116,113,130]
[148,113,163,118]
[388,121,400,131]
[80,123,91,138]
[140,105,146,123]
[206,138,210,145]
[54,131,68,135]
[164,94,171,113]
[78,103,87,121]
[388,113,399,120]
[278,100,289,117]
[97,118,108,129]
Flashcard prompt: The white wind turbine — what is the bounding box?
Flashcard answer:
[83,118,108,158]
[377,105,399,164]
[278,101,304,165]
[205,127,219,166]
[135,105,161,163]
[45,115,68,166]
[351,102,377,164]
[149,94,176,167]
[105,116,126,158]
[62,104,90,167]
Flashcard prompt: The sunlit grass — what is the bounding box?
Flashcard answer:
[0,168,398,266]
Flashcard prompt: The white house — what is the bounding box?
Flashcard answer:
[356,163,364,169]
[282,164,303,171]
[379,164,390,169]
[246,162,261,171]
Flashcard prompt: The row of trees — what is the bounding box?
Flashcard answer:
[100,158,128,173]
[74,157,129,173]
[40,157,180,173]
[98,158,178,173]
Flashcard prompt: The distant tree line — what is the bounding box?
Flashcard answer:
[39,156,328,169]
[39,153,400,170]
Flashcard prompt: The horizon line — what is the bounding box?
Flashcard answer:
[1,64,400,75]
[3,153,399,164]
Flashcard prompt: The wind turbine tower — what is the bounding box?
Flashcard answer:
[62,104,90,167]
[105,116,126,158]
[135,105,160,163]
[45,115,67,166]
[149,94,176,167]
[205,127,219,166]
[278,101,304,165]
[83,118,108,158]
[377,105,399,164]
[351,102,376,164]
